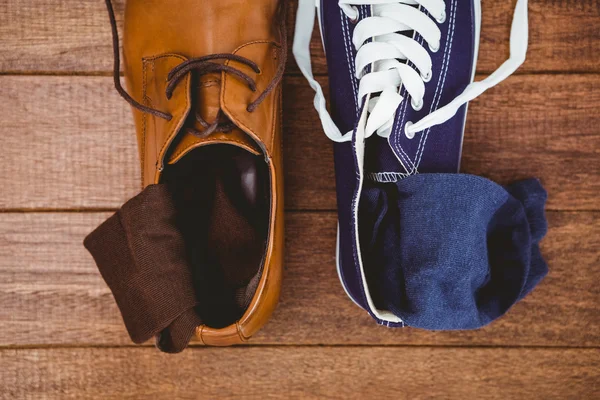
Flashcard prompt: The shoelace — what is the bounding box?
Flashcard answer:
[293,0,528,143]
[105,0,287,138]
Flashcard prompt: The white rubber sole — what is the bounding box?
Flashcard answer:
[336,224,362,307]
[457,0,482,170]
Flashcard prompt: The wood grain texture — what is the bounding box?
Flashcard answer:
[0,211,598,347]
[1,74,598,211]
[1,0,599,74]
[1,347,598,399]
[1,0,598,397]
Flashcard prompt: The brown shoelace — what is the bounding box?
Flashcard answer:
[104,0,287,137]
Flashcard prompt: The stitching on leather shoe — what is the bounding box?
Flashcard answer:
[142,53,190,182]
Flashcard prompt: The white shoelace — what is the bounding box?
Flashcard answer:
[293,0,529,143]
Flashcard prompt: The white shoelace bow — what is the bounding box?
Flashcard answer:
[293,0,529,143]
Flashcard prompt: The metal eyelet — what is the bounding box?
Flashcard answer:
[436,9,447,24]
[421,70,433,83]
[405,121,415,139]
[411,98,423,112]
[429,42,440,53]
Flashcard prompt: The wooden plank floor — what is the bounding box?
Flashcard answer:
[1,0,599,398]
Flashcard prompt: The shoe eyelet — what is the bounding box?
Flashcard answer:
[436,10,447,24]
[349,6,359,23]
[405,121,415,139]
[421,70,433,83]
[429,42,440,53]
[411,99,423,112]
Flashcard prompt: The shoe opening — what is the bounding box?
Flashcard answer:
[358,173,548,330]
[163,144,270,329]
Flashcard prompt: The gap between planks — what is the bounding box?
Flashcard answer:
[1,343,598,351]
[0,211,598,348]
[1,74,599,212]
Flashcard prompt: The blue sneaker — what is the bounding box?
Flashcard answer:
[294,0,548,329]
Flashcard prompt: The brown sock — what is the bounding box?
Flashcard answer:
[84,184,201,353]
[156,308,203,353]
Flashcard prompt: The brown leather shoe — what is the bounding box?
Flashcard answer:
[100,0,286,347]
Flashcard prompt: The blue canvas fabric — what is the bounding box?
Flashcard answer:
[388,0,477,174]
[306,0,547,328]
[320,3,374,309]
[359,174,548,329]
[319,0,483,315]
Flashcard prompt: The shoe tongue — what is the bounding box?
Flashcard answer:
[195,73,222,132]
[166,74,262,164]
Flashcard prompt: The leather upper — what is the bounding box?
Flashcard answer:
[121,0,285,345]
